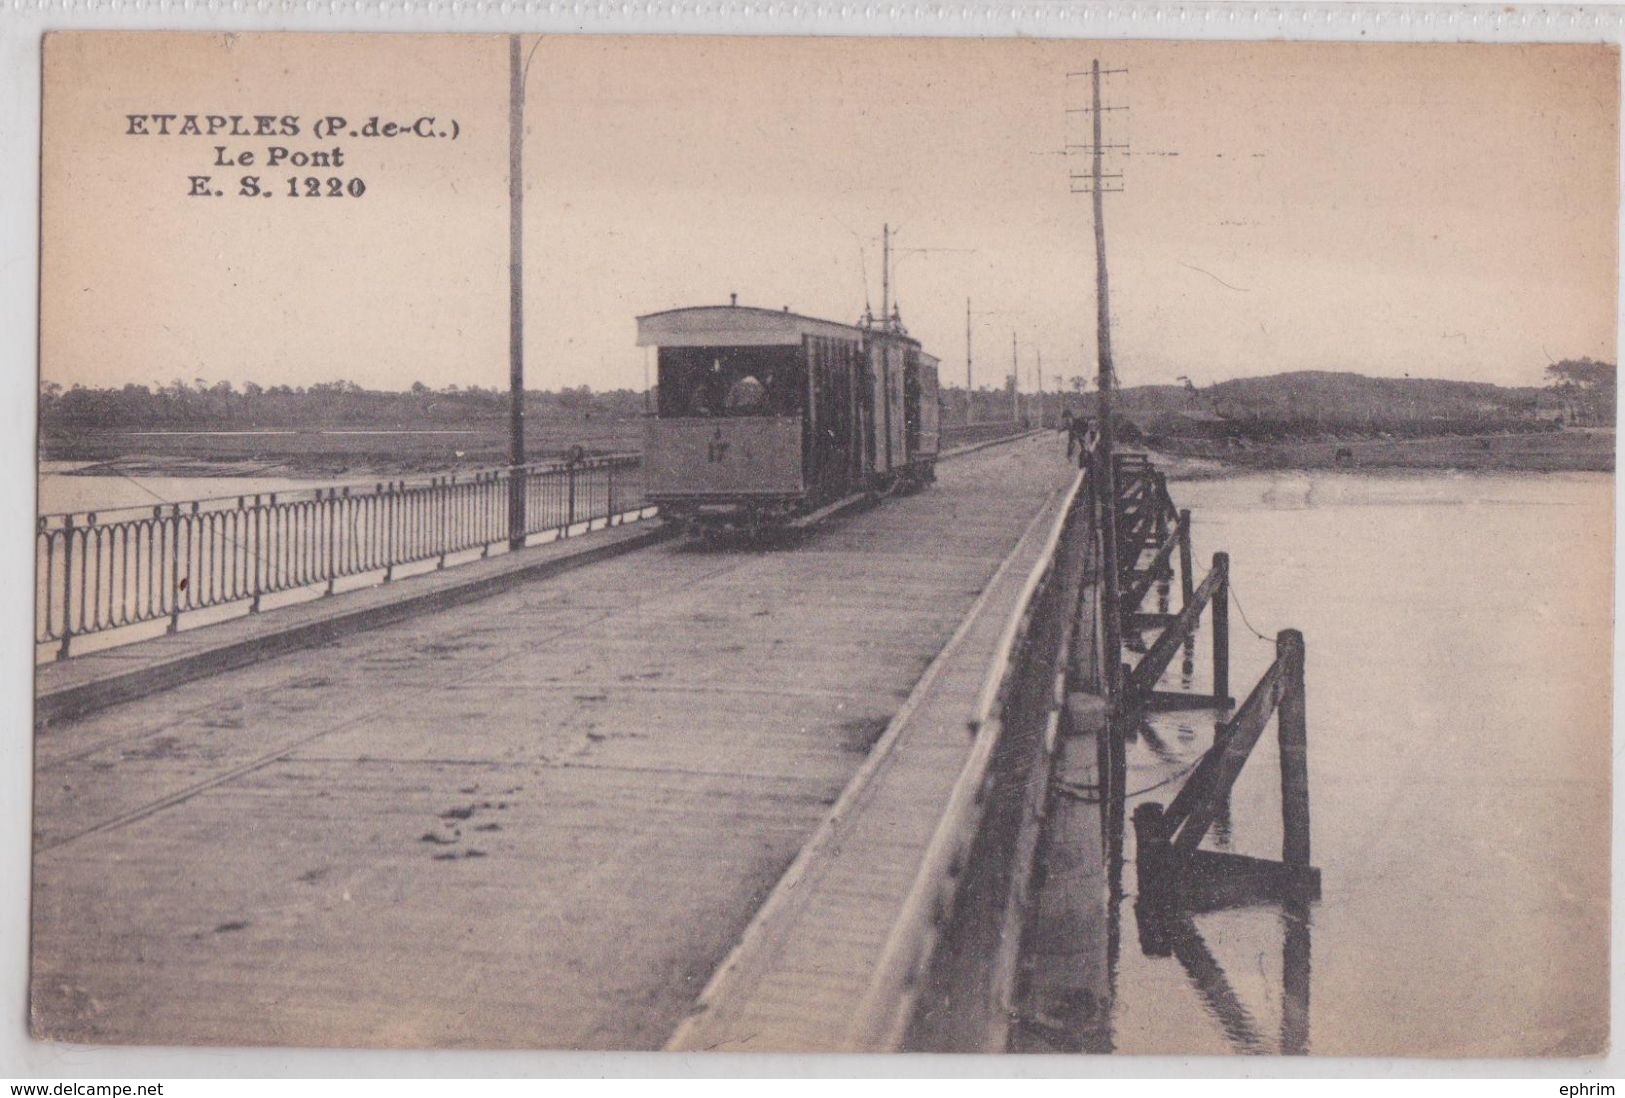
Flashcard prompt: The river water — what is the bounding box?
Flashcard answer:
[38,465,364,517]
[1106,470,1612,1057]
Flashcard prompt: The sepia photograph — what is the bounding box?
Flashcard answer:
[27,30,1617,1058]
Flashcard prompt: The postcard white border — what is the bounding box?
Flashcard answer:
[2,0,1622,1082]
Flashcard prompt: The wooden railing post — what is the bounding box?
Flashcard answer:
[1212,552,1230,704]
[58,515,75,660]
[479,476,494,556]
[1277,629,1310,868]
[168,505,183,634]
[1153,473,1169,576]
[1178,509,1194,609]
[1132,802,1174,907]
[326,491,340,595]
[384,485,397,582]
[566,462,578,536]
[251,495,265,611]
[508,465,527,551]
[437,478,448,569]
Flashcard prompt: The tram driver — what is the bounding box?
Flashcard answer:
[725,373,768,414]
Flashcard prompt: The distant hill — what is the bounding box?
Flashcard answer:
[1093,369,1597,442]
[1119,370,1542,422]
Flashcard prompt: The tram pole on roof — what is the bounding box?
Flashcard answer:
[507,34,528,550]
[880,223,891,331]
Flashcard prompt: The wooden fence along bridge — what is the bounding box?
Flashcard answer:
[1109,453,1317,916]
[31,430,1316,1053]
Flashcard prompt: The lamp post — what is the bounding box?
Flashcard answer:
[965,298,973,424]
[507,34,527,549]
[966,302,1019,429]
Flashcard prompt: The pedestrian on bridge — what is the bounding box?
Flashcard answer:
[1068,414,1098,466]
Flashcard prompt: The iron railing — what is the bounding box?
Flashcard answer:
[938,422,1036,449]
[37,455,646,658]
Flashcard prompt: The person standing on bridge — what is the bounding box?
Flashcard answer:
[1069,414,1098,467]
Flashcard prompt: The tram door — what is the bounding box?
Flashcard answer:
[903,350,922,462]
[859,349,877,481]
[805,335,861,501]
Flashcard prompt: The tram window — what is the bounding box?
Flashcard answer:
[657,346,803,417]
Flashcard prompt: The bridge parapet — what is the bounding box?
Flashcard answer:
[37,454,647,659]
[666,463,1102,1053]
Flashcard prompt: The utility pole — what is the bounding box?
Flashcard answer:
[507,34,528,550]
[1090,57,1124,697]
[965,297,974,426]
[1037,348,1044,429]
[1011,331,1020,423]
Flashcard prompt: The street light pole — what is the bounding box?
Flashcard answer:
[965,297,973,426]
[1011,331,1019,423]
[1037,347,1044,429]
[507,34,528,549]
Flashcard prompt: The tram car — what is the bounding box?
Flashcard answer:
[637,301,941,533]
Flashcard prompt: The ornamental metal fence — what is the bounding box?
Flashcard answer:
[37,455,645,658]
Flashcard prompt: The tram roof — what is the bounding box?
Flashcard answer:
[636,304,919,349]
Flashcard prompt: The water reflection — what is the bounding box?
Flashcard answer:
[1131,894,1313,1056]
[1281,900,1312,1055]
[1124,695,1311,1054]
[1023,611,1312,1055]
[1134,900,1268,1054]
[1022,471,1610,1057]
[1114,551,1311,1053]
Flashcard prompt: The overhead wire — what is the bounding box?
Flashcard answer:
[1227,574,1276,644]
[1186,522,1274,645]
[1055,752,1205,804]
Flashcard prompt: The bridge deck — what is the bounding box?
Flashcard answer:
[667,468,1079,1053]
[31,434,1076,1050]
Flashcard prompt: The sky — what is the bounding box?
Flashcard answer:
[40,33,1620,395]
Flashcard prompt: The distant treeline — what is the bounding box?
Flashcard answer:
[39,362,1615,437]
[40,377,1058,433]
[39,379,650,432]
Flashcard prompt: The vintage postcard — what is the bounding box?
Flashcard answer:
[31,31,1616,1057]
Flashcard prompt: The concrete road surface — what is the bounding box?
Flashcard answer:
[31,434,1076,1050]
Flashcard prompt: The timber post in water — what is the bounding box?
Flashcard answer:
[1127,592,1320,911]
[1177,508,1194,607]
[1212,551,1230,705]
[1278,628,1311,870]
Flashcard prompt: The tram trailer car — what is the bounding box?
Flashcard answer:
[637,304,940,533]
